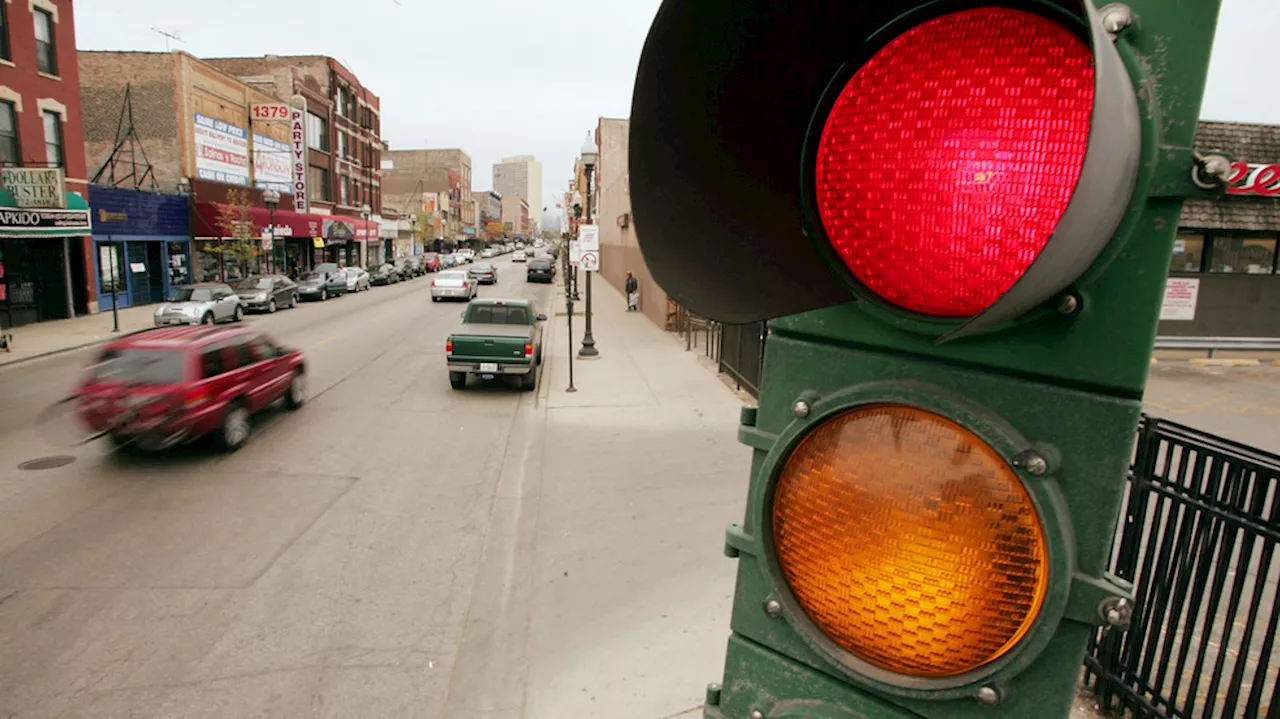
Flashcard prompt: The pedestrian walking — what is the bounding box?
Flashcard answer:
[625,271,640,312]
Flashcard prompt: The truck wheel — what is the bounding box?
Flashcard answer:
[520,367,537,391]
[449,371,467,390]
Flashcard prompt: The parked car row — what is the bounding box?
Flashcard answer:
[152,258,441,328]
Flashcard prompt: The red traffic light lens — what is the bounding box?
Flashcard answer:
[815,8,1095,318]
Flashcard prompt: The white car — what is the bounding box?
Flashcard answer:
[343,267,371,292]
[512,251,527,262]
[431,270,478,302]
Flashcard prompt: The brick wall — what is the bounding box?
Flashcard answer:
[78,52,182,190]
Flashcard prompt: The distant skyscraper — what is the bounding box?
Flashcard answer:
[493,155,543,232]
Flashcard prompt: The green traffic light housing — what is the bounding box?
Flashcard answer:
[630,0,1141,338]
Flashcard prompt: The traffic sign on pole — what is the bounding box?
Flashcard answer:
[578,223,600,252]
[569,240,582,266]
[580,250,600,272]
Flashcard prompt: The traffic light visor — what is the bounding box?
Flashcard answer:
[815,8,1094,318]
[771,404,1049,677]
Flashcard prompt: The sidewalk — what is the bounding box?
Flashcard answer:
[522,276,750,719]
[0,304,158,367]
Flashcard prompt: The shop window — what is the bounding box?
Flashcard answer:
[34,9,55,75]
[0,101,17,166]
[98,244,124,294]
[42,110,63,167]
[194,240,222,282]
[1208,235,1277,275]
[1169,232,1204,273]
[306,112,328,151]
[308,165,330,201]
[0,3,10,62]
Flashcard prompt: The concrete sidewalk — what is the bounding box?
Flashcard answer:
[522,276,749,718]
[0,304,158,367]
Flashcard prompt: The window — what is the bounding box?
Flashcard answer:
[42,110,63,166]
[98,244,124,294]
[1208,235,1277,275]
[1170,232,1205,273]
[336,131,346,158]
[33,9,55,75]
[201,347,226,379]
[0,101,18,166]
[0,3,10,61]
[308,165,330,201]
[306,112,328,151]
[336,87,347,117]
[340,176,349,205]
[232,338,258,367]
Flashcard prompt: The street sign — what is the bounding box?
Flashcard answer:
[629,1,1225,717]
[580,250,600,272]
[569,239,582,266]
[578,223,599,251]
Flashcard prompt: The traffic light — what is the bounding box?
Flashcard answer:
[628,1,1225,718]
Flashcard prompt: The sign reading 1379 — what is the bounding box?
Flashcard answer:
[251,103,290,121]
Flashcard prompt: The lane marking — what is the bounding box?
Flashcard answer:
[308,335,338,351]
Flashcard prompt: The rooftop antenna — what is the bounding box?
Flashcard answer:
[150,27,184,51]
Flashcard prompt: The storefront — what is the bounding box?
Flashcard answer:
[1160,121,1280,338]
[191,201,376,281]
[0,169,94,329]
[88,186,191,310]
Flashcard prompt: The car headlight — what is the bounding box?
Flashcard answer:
[255,293,268,301]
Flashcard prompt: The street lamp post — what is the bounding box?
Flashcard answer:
[360,203,372,266]
[578,135,599,358]
[263,188,281,275]
[410,214,419,262]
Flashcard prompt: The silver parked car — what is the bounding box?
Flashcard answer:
[153,283,243,326]
[430,270,477,302]
[343,267,371,292]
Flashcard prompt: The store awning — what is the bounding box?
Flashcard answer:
[192,202,377,242]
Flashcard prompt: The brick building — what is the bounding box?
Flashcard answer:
[79,51,379,280]
[501,195,529,238]
[382,149,473,249]
[203,55,382,230]
[0,0,95,327]
[493,155,542,235]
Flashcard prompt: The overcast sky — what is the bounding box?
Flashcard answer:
[75,0,1278,227]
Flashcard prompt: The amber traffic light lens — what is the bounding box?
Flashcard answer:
[772,405,1048,677]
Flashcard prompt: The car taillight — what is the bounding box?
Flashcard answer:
[431,280,436,287]
[462,281,469,289]
[772,404,1048,678]
[814,7,1094,318]
[524,343,533,357]
[184,389,211,408]
[446,340,454,355]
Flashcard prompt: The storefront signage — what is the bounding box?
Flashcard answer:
[97,209,128,223]
[0,207,92,234]
[1,167,66,208]
[252,134,291,193]
[1226,162,1280,196]
[289,100,309,213]
[251,102,291,121]
[193,113,250,186]
[1160,278,1200,321]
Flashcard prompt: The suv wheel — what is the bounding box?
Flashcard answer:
[216,400,251,452]
[285,370,306,409]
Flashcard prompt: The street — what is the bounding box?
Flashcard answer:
[0,257,748,719]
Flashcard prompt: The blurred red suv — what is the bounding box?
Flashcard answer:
[422,252,442,272]
[75,325,307,452]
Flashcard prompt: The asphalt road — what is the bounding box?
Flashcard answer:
[0,256,556,718]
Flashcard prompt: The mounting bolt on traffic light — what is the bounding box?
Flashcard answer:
[629,1,1225,718]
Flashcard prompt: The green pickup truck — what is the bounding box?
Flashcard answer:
[446,298,546,390]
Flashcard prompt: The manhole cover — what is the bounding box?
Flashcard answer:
[18,455,76,471]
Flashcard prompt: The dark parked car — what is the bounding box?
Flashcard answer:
[526,258,555,283]
[234,275,297,313]
[74,325,307,452]
[396,257,423,278]
[297,269,348,301]
[370,263,401,286]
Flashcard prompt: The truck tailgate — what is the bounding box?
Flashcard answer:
[450,323,533,361]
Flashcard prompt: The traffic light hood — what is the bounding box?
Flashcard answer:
[629,0,1139,333]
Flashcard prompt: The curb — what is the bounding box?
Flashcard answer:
[0,336,112,370]
[1187,358,1262,367]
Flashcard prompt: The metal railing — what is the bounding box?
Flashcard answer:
[719,321,766,398]
[1154,336,1280,357]
[1084,416,1280,718]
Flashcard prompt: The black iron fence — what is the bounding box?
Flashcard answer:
[1085,416,1280,718]
[719,322,766,397]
